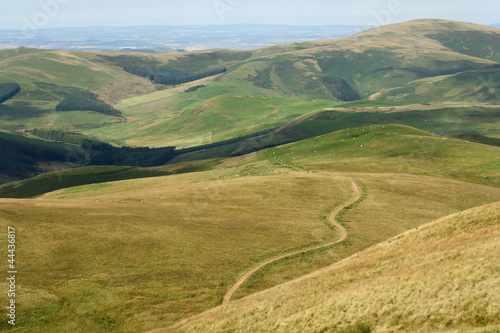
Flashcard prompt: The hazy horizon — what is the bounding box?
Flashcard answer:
[1,0,499,30]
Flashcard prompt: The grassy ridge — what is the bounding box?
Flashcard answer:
[294,106,500,138]
[1,170,499,332]
[164,201,500,333]
[1,20,499,148]
[372,68,500,104]
[164,105,500,164]
[0,173,354,332]
[2,124,498,198]
[260,125,500,186]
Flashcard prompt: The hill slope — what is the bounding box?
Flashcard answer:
[159,201,500,333]
[0,125,499,332]
[257,125,500,187]
[0,19,499,147]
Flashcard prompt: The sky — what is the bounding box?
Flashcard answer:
[1,0,499,30]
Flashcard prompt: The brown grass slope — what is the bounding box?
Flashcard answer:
[159,201,500,333]
[0,125,499,332]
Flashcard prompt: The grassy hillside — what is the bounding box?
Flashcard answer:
[2,124,498,198]
[85,94,338,148]
[0,172,355,332]
[0,19,498,148]
[161,201,500,333]
[138,104,498,164]
[0,124,499,332]
[74,19,500,147]
[1,171,499,333]
[293,105,500,138]
[258,125,500,187]
[371,68,500,104]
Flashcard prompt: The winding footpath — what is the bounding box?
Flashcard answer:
[153,180,362,333]
[222,180,361,304]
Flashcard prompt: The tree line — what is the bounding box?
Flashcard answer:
[0,133,68,179]
[0,131,176,180]
[185,85,205,93]
[30,129,89,145]
[83,140,175,167]
[30,129,176,167]
[56,91,122,116]
[0,83,21,103]
[322,76,361,102]
[123,66,227,85]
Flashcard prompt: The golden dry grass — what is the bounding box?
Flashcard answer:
[0,171,355,332]
[0,166,497,332]
[229,172,500,300]
[158,201,500,333]
[0,124,499,332]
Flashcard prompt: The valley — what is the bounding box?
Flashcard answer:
[0,18,498,333]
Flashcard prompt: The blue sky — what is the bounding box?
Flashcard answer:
[1,0,499,29]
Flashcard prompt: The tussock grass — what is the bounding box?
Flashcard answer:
[0,124,498,331]
[0,172,354,332]
[159,201,500,333]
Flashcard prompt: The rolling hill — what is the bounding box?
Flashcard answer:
[158,201,500,333]
[0,19,499,333]
[0,19,498,148]
[256,124,500,187]
[0,125,499,333]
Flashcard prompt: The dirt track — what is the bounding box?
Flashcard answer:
[151,180,362,333]
[222,180,361,304]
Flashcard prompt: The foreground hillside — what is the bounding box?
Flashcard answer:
[0,125,499,332]
[158,201,500,333]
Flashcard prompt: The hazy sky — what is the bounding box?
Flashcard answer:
[1,0,499,29]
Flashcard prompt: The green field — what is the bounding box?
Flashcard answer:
[1,19,499,148]
[85,94,339,148]
[0,19,499,333]
[259,125,500,187]
[0,124,499,332]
